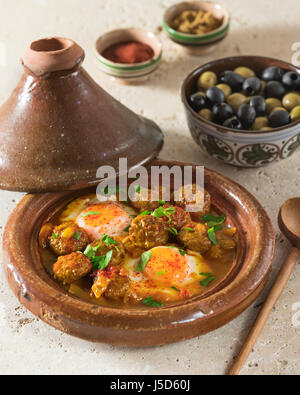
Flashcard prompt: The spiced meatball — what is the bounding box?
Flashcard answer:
[178,222,212,253]
[49,221,89,255]
[129,215,169,250]
[172,184,211,222]
[91,237,125,267]
[123,236,145,258]
[161,205,191,230]
[103,272,131,302]
[130,186,166,213]
[53,252,92,285]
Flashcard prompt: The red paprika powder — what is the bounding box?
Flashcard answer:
[102,41,155,64]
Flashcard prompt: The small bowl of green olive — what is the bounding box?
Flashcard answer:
[181,56,300,167]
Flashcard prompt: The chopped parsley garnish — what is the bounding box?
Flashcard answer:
[171,286,180,292]
[135,185,141,193]
[142,297,164,308]
[73,231,80,240]
[200,272,216,287]
[208,227,218,245]
[201,214,226,228]
[168,227,178,236]
[136,251,152,272]
[185,227,196,232]
[179,249,187,256]
[81,211,100,218]
[158,199,166,205]
[52,233,58,239]
[92,250,113,271]
[103,185,123,196]
[139,210,152,216]
[156,271,165,276]
[83,243,101,259]
[102,233,117,246]
[124,226,131,233]
[152,206,175,222]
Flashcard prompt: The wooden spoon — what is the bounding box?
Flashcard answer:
[228,198,300,375]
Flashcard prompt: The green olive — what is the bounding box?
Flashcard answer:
[197,71,218,90]
[227,93,248,113]
[252,117,269,130]
[290,105,300,122]
[199,108,213,121]
[265,98,282,114]
[216,83,232,98]
[259,80,266,95]
[234,67,256,79]
[271,106,288,113]
[282,92,300,111]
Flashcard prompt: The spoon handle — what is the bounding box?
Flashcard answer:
[228,246,300,375]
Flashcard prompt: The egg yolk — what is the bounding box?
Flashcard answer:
[144,247,192,287]
[80,203,125,227]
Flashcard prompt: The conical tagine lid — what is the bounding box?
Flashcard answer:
[0,37,163,192]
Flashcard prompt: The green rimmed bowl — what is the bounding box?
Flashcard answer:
[163,1,230,56]
[95,28,162,84]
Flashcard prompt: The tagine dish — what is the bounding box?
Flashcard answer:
[39,185,237,309]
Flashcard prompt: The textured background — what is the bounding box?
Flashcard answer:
[0,0,299,375]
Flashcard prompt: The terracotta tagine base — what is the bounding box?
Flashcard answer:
[2,160,275,346]
[0,37,163,193]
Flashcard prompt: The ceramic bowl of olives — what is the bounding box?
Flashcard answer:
[181,56,300,167]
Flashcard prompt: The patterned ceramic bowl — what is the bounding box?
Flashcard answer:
[163,1,230,56]
[181,56,300,168]
[95,28,162,84]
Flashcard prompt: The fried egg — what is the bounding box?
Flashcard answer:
[76,202,136,241]
[123,246,212,302]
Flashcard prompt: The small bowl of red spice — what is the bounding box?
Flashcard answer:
[95,28,162,84]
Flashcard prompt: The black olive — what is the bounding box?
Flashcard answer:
[206,86,225,105]
[264,81,286,99]
[220,71,244,92]
[268,110,291,128]
[262,66,284,82]
[237,104,256,129]
[212,103,233,124]
[223,117,243,129]
[243,77,262,96]
[249,96,266,116]
[189,92,207,112]
[282,71,300,90]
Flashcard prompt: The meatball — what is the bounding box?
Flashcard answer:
[161,205,191,230]
[91,237,125,267]
[103,272,131,302]
[178,222,212,253]
[172,184,211,222]
[123,236,145,258]
[130,186,167,213]
[49,221,89,256]
[129,215,169,250]
[53,252,92,285]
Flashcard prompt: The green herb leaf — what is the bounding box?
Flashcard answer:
[102,233,117,246]
[52,233,58,239]
[124,226,131,233]
[73,231,80,241]
[168,227,178,236]
[81,211,100,218]
[156,271,165,276]
[139,210,152,216]
[142,297,163,308]
[208,227,218,245]
[136,251,152,272]
[185,227,196,232]
[179,249,187,256]
[201,214,226,228]
[83,243,101,259]
[158,200,166,205]
[135,185,141,193]
[92,250,113,271]
[152,206,175,222]
[171,286,180,292]
[200,272,216,287]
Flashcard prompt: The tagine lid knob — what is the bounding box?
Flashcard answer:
[22,37,85,76]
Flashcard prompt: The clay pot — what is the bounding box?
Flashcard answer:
[0,37,163,192]
[2,159,275,347]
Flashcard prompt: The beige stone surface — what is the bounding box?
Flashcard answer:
[0,0,299,375]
